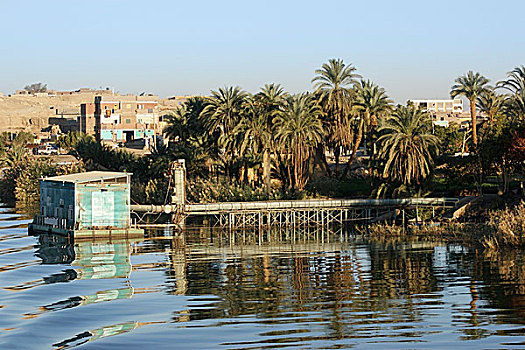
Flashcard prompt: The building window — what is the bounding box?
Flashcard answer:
[126,119,131,124]
[148,108,153,113]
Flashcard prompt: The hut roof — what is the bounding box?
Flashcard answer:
[42,171,131,184]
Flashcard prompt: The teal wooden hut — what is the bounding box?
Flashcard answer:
[29,171,143,238]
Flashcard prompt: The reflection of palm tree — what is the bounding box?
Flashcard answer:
[450,71,490,146]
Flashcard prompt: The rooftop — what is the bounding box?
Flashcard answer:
[42,171,131,183]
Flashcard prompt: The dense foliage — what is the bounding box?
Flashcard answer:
[1,61,524,213]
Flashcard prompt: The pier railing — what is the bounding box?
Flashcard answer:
[184,197,458,215]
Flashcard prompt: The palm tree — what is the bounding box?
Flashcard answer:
[201,86,248,179]
[497,66,525,123]
[312,58,360,175]
[343,79,392,176]
[377,105,440,187]
[274,94,324,191]
[476,89,506,125]
[163,105,190,142]
[506,92,525,122]
[497,65,525,94]
[202,86,247,136]
[164,97,216,178]
[3,144,28,167]
[450,71,490,146]
[254,84,287,193]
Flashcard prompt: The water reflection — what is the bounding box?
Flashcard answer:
[1,222,525,348]
[20,235,135,319]
[478,249,525,319]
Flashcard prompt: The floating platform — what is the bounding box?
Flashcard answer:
[29,222,144,239]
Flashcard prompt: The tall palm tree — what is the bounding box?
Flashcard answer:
[476,89,506,125]
[497,65,525,94]
[312,58,360,175]
[202,86,248,136]
[164,97,216,178]
[254,84,287,193]
[450,71,490,146]
[274,94,324,191]
[163,105,190,142]
[377,105,439,187]
[164,96,208,142]
[497,66,525,123]
[506,92,525,122]
[201,86,248,179]
[343,79,392,176]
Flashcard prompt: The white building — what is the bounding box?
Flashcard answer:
[409,99,463,114]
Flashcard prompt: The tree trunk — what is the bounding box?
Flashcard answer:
[470,99,478,146]
[343,118,364,177]
[502,157,509,193]
[263,148,271,195]
[318,146,332,177]
[334,147,340,176]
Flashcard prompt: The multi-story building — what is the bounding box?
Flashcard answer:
[410,99,463,115]
[409,98,466,127]
[80,95,160,144]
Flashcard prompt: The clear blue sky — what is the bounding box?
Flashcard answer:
[1,0,524,103]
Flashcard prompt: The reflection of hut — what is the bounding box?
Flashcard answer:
[19,236,136,320]
[37,235,134,280]
[29,171,143,238]
[73,241,132,279]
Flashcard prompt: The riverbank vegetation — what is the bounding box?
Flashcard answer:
[1,60,524,222]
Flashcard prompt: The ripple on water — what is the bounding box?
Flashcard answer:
[0,223,524,349]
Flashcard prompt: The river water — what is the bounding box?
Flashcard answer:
[0,207,524,349]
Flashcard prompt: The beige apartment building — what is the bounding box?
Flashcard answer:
[81,95,160,143]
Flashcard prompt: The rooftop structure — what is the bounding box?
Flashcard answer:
[43,171,130,184]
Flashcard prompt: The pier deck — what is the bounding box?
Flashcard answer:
[132,197,462,228]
